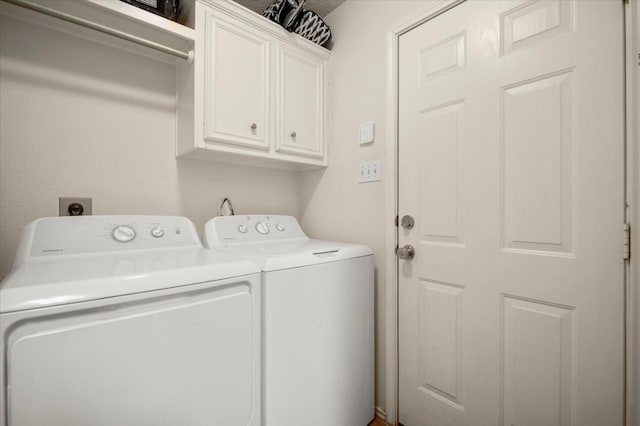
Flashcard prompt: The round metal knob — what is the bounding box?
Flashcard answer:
[250,123,257,130]
[401,215,414,229]
[290,131,297,138]
[396,244,415,260]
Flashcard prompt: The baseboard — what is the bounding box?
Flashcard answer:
[375,406,389,424]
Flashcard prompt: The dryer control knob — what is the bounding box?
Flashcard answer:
[255,221,270,235]
[150,227,164,238]
[112,225,136,243]
[275,223,285,232]
[238,224,248,234]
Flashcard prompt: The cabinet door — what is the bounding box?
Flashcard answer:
[275,46,325,159]
[203,11,270,150]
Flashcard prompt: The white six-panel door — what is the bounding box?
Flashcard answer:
[398,1,625,425]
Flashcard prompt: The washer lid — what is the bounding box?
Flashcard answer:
[0,248,259,314]
[224,239,373,272]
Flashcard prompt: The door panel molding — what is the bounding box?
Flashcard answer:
[501,68,575,256]
[500,294,575,426]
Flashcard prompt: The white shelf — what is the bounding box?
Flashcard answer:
[0,0,195,60]
[87,0,195,41]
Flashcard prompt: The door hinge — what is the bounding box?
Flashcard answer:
[623,223,631,260]
[395,215,399,227]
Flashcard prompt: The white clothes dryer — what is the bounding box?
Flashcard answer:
[203,215,374,426]
[0,215,261,426]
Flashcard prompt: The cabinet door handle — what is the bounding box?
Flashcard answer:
[251,123,257,130]
[290,131,297,138]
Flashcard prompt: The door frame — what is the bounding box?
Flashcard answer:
[383,1,639,425]
[624,1,639,425]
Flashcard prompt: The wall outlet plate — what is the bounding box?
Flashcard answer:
[59,197,92,216]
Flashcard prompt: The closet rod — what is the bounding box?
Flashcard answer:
[3,0,195,63]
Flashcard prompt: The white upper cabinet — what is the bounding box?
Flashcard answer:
[177,0,329,170]
[203,10,270,150]
[276,44,325,159]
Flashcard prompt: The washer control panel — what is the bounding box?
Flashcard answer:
[29,216,200,257]
[205,215,306,246]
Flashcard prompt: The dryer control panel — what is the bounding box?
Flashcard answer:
[25,216,201,258]
[204,215,307,247]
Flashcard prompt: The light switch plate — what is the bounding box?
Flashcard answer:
[359,160,381,183]
[359,122,375,145]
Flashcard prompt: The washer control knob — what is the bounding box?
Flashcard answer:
[255,221,270,235]
[275,223,285,232]
[238,224,248,234]
[150,227,165,238]
[112,225,136,243]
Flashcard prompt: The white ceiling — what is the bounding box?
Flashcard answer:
[234,0,346,18]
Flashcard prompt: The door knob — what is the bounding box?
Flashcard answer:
[400,215,414,229]
[396,244,415,260]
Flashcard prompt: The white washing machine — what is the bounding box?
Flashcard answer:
[203,215,374,426]
[0,215,261,426]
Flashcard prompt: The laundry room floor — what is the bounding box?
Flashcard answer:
[368,416,386,426]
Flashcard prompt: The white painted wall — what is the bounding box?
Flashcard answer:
[298,0,430,414]
[0,14,299,278]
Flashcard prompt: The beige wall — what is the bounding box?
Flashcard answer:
[299,0,429,413]
[0,15,299,278]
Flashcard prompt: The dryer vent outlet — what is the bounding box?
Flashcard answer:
[59,197,92,216]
